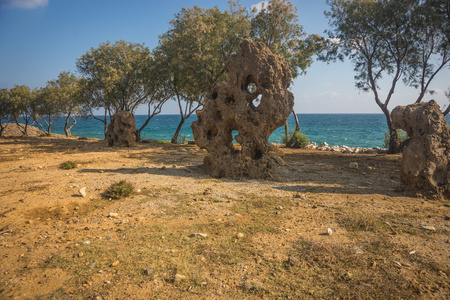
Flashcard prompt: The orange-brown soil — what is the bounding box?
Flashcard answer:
[0,126,448,299]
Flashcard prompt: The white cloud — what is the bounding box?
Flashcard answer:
[251,1,269,13]
[4,0,48,9]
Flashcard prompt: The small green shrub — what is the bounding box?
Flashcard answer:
[177,135,187,144]
[281,130,309,148]
[61,161,77,170]
[104,180,134,200]
[383,129,408,148]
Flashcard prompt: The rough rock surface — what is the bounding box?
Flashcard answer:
[191,40,294,178]
[106,110,136,147]
[391,100,450,196]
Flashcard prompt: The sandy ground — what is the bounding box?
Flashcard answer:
[0,125,449,299]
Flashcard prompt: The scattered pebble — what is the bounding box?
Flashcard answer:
[349,162,359,169]
[83,241,91,245]
[236,232,245,239]
[244,279,264,291]
[79,187,87,197]
[420,225,436,232]
[143,268,154,275]
[392,261,402,268]
[190,233,208,238]
[111,260,120,267]
[272,155,286,166]
[287,256,300,266]
[327,228,333,236]
[179,149,188,152]
[174,274,186,282]
[108,213,119,218]
[88,262,96,269]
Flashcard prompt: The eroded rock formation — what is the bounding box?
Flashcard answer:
[191,40,294,178]
[391,100,450,196]
[106,110,136,147]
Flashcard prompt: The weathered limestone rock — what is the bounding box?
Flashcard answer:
[391,100,450,196]
[191,40,294,178]
[106,110,136,147]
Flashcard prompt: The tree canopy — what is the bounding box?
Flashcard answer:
[250,0,324,79]
[76,40,154,113]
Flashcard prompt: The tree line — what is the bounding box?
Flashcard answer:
[1,0,449,154]
[0,0,321,143]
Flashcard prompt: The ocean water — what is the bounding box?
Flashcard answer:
[34,114,450,148]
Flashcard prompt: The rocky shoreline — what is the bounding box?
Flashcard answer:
[303,141,387,154]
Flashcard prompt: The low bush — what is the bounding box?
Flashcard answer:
[383,129,408,148]
[104,180,134,200]
[281,130,309,148]
[61,161,77,170]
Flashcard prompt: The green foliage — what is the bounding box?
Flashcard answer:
[155,140,171,144]
[250,0,324,78]
[8,85,35,135]
[104,180,134,200]
[77,40,154,113]
[177,135,188,144]
[61,161,77,170]
[383,129,408,149]
[281,130,309,148]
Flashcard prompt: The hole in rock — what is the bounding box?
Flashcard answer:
[225,96,236,104]
[215,110,223,121]
[253,148,263,160]
[207,128,218,140]
[211,92,218,100]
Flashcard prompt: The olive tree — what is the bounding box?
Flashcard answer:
[8,85,35,136]
[323,0,449,153]
[33,86,59,136]
[50,71,82,137]
[77,40,156,139]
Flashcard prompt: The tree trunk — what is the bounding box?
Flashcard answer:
[103,111,108,140]
[135,116,152,143]
[64,114,70,137]
[0,121,4,137]
[64,113,77,137]
[285,121,289,137]
[388,127,401,154]
[292,109,300,132]
[171,117,187,144]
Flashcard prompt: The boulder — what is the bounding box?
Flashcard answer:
[106,110,136,147]
[191,40,294,178]
[391,100,450,196]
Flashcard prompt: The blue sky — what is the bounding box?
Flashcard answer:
[1,0,449,114]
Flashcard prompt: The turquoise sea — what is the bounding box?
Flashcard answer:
[37,114,450,148]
